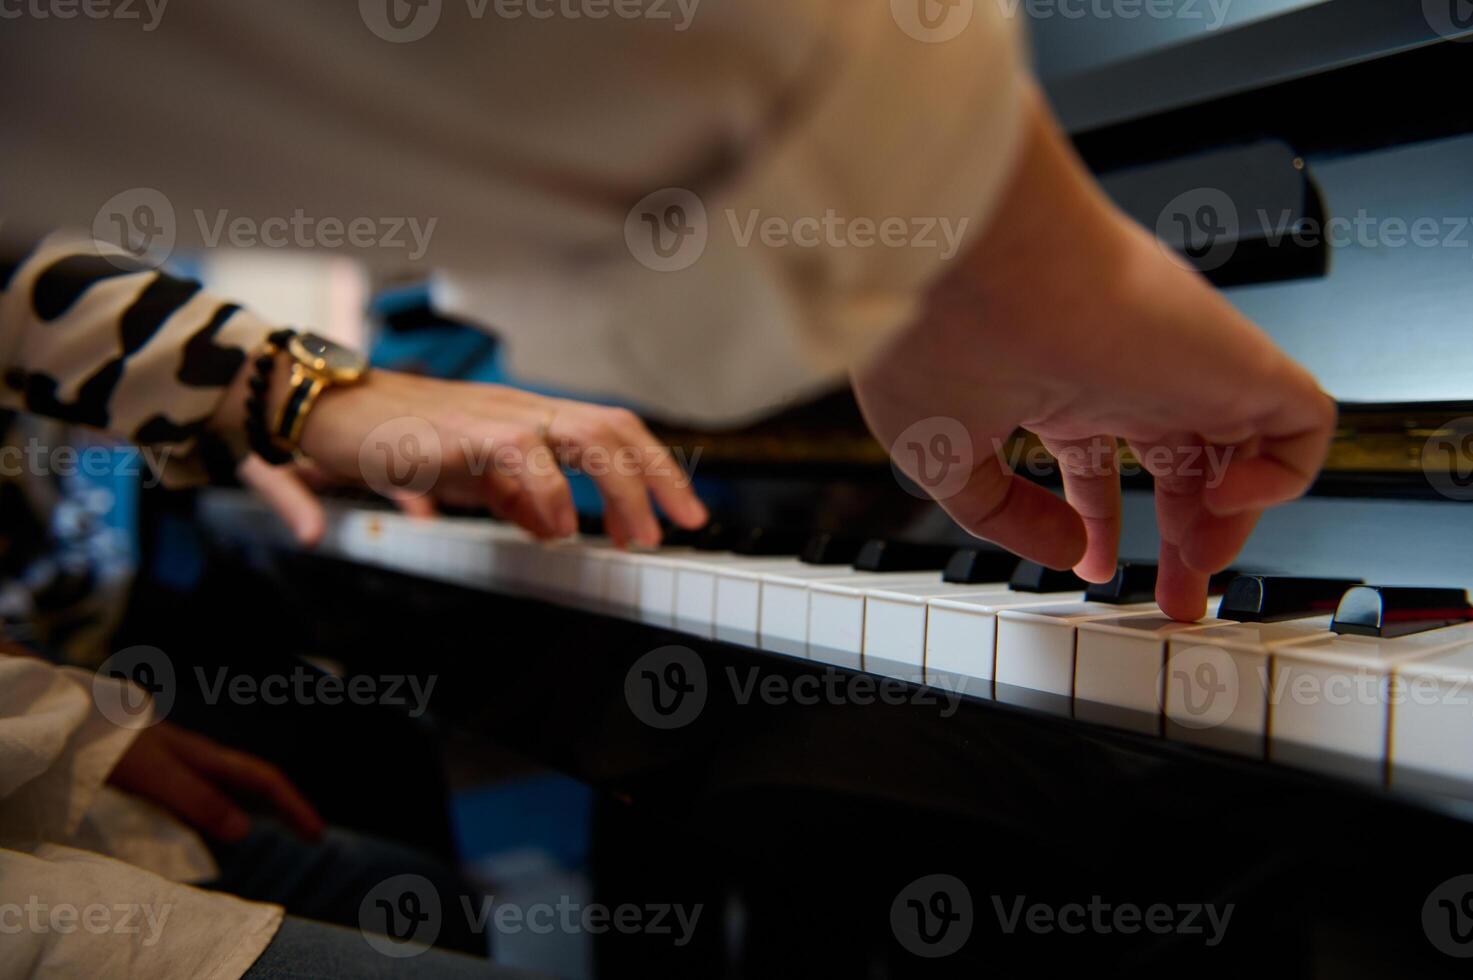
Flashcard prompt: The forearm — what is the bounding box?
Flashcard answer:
[0,232,277,482]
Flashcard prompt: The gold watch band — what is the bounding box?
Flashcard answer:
[272,364,330,454]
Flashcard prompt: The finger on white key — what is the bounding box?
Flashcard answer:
[1040,434,1121,584]
[238,454,325,547]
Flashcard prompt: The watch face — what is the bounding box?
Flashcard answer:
[292,332,368,382]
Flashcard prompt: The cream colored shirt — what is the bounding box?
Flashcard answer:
[0,0,1026,423]
[0,655,281,980]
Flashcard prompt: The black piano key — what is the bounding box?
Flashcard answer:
[800,532,864,566]
[1085,562,1158,604]
[943,547,1022,584]
[577,513,606,537]
[1009,561,1087,594]
[853,540,954,573]
[660,521,708,548]
[1207,568,1242,594]
[1220,575,1363,623]
[693,521,741,551]
[1081,563,1240,605]
[732,526,808,557]
[1331,586,1473,638]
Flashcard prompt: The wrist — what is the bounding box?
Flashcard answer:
[208,339,293,453]
[212,331,374,467]
[296,368,411,478]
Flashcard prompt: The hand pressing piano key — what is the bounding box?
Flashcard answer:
[1075,575,1351,738]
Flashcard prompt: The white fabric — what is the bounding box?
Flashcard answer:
[0,655,281,980]
[0,0,1026,423]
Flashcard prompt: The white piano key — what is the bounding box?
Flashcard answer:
[1073,605,1229,735]
[604,552,642,618]
[1162,619,1332,756]
[414,526,466,585]
[672,554,793,638]
[523,542,561,599]
[540,541,591,604]
[861,582,1018,675]
[759,567,915,658]
[993,601,1157,713]
[633,548,702,627]
[1268,623,1473,782]
[712,560,810,647]
[808,572,945,671]
[923,591,1088,687]
[484,532,537,595]
[1390,640,1473,791]
[573,544,614,612]
[338,509,395,569]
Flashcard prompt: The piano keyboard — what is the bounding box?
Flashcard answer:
[202,492,1473,798]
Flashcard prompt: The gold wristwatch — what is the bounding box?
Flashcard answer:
[271,332,371,453]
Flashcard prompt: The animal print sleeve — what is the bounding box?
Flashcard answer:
[0,232,276,485]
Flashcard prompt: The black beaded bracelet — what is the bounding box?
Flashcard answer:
[244,328,297,465]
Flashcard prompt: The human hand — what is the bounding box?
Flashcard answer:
[106,722,325,843]
[235,453,437,548]
[294,371,707,548]
[853,89,1335,620]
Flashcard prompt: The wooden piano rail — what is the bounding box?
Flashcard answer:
[649,401,1473,486]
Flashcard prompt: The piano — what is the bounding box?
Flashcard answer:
[184,5,1473,976]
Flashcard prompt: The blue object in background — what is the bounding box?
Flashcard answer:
[451,773,593,875]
